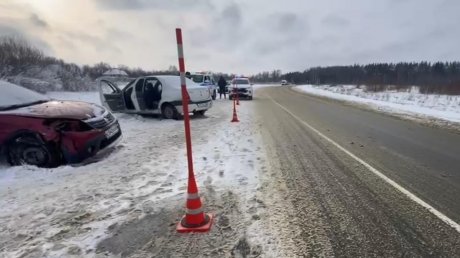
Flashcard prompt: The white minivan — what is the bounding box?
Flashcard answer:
[98,75,212,119]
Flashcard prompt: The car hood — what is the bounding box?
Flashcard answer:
[0,100,106,120]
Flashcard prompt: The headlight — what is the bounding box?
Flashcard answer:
[46,120,92,132]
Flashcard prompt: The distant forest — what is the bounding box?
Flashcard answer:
[280,63,460,95]
[0,37,177,92]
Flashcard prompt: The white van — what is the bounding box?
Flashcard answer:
[98,75,212,119]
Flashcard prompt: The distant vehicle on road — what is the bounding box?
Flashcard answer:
[230,77,253,100]
[281,80,289,86]
[0,81,121,167]
[190,72,217,100]
[99,75,212,119]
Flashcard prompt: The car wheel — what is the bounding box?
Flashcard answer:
[162,104,179,120]
[229,95,233,100]
[8,136,60,167]
[248,96,253,100]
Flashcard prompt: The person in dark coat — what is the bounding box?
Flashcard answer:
[218,76,227,99]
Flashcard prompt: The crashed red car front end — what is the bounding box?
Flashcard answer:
[54,110,121,163]
[0,95,122,167]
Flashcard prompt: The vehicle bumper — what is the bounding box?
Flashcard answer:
[176,100,212,114]
[230,92,253,98]
[61,122,122,163]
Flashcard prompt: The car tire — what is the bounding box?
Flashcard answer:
[248,96,253,100]
[212,90,216,100]
[7,135,60,167]
[229,95,233,100]
[162,104,180,120]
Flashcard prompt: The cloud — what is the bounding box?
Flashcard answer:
[0,25,54,55]
[94,0,214,11]
[63,31,121,54]
[29,13,48,28]
[221,2,242,27]
[2,0,460,73]
[189,2,244,50]
[321,14,350,28]
[0,24,21,35]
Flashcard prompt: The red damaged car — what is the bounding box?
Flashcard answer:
[0,81,122,167]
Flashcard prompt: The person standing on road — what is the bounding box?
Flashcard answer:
[218,76,227,99]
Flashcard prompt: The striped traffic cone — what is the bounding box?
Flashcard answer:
[231,108,239,122]
[231,92,240,123]
[177,177,213,233]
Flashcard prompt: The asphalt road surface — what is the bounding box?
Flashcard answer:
[255,86,460,257]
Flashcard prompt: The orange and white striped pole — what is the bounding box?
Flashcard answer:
[175,28,213,233]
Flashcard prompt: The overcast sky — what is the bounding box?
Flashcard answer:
[1,0,459,74]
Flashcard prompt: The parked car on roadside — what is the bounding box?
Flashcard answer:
[0,81,122,167]
[229,77,253,100]
[190,72,217,100]
[281,80,289,86]
[98,75,212,119]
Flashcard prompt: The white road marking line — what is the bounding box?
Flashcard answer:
[269,96,460,233]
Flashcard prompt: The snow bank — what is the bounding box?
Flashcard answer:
[294,85,460,123]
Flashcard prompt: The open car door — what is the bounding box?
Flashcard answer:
[98,79,126,112]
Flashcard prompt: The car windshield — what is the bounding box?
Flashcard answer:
[191,74,204,83]
[122,79,135,90]
[0,81,50,110]
[233,79,249,85]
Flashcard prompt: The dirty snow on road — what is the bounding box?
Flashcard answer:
[294,85,460,124]
[0,91,286,257]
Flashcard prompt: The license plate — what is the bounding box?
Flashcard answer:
[197,103,208,108]
[105,124,119,138]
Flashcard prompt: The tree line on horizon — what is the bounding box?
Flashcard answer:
[280,62,460,95]
[0,37,178,92]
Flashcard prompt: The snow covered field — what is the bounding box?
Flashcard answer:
[294,85,460,124]
[0,91,283,257]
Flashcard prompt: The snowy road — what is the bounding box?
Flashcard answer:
[256,86,460,256]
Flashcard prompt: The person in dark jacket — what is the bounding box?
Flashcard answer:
[217,76,227,99]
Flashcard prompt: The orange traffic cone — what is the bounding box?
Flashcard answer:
[177,177,213,233]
